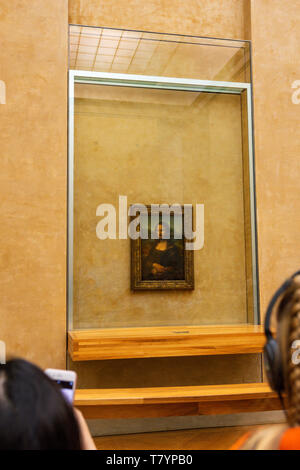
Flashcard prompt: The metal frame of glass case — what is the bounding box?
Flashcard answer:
[68,69,259,330]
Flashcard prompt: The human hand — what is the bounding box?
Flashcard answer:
[74,408,97,450]
[152,263,165,273]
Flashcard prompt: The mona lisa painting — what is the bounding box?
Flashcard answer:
[130,205,194,290]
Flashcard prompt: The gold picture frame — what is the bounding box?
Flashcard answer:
[130,205,194,290]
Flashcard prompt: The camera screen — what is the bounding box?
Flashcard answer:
[55,380,74,404]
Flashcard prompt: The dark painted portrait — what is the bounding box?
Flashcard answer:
[130,205,194,290]
[141,221,184,281]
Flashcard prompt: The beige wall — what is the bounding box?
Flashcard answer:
[250,0,300,316]
[1,0,299,385]
[0,0,250,376]
[0,0,68,368]
[69,0,248,40]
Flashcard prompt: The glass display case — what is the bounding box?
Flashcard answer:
[68,26,261,388]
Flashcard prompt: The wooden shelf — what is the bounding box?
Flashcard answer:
[74,383,280,419]
[68,324,265,361]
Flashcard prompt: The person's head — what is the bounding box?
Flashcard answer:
[0,358,81,450]
[276,275,300,426]
[241,274,300,449]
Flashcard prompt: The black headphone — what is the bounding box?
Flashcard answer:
[264,269,300,393]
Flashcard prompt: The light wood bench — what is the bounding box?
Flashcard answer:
[74,383,281,420]
[69,325,265,361]
[70,326,276,420]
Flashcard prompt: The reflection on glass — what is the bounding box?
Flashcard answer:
[72,82,255,329]
[69,25,250,82]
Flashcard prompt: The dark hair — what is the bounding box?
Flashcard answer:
[240,276,300,449]
[0,358,81,450]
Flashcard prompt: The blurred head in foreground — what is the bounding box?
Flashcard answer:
[0,358,81,450]
[240,275,300,450]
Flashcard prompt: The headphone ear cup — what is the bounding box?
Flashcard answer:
[264,338,284,393]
